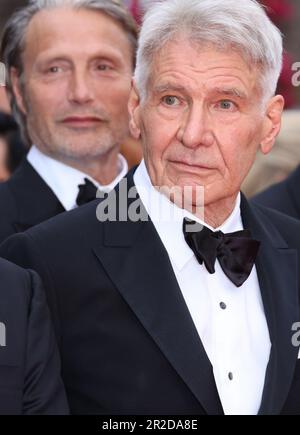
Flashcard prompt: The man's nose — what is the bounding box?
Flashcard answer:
[178,104,214,148]
[67,69,94,104]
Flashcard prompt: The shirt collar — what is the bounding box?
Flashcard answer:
[27,145,128,211]
[134,159,243,271]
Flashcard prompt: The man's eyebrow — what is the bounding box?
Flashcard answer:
[36,56,71,65]
[153,83,187,94]
[213,87,248,99]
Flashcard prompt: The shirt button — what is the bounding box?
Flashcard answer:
[228,372,233,381]
[220,302,227,310]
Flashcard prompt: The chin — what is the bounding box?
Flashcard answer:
[203,189,238,209]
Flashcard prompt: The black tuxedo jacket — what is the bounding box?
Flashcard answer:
[252,165,300,220]
[0,258,68,414]
[0,169,300,415]
[0,159,65,243]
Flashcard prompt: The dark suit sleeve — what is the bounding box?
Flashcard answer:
[23,269,69,415]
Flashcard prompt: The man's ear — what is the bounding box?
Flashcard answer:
[260,95,284,155]
[128,80,141,140]
[10,67,27,115]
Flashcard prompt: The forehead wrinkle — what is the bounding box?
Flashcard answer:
[152,63,255,94]
[151,51,256,95]
[152,81,250,103]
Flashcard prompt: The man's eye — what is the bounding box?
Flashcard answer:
[97,64,111,71]
[48,66,61,74]
[162,96,180,106]
[218,100,236,110]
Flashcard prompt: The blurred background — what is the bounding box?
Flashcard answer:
[0,0,299,195]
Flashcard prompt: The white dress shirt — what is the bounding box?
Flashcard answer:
[134,160,271,415]
[27,145,128,211]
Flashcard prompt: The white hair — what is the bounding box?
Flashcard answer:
[134,0,283,104]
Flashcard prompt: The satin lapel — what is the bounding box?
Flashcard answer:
[93,175,223,415]
[241,196,299,415]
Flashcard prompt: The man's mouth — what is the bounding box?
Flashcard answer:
[170,160,214,171]
[60,116,104,127]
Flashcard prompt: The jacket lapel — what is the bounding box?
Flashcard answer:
[93,171,224,415]
[8,160,65,231]
[242,196,299,415]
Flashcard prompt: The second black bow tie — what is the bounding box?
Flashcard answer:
[183,218,260,287]
[76,178,98,206]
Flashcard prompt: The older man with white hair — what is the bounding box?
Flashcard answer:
[1,0,300,415]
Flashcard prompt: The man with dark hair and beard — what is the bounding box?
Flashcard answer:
[0,0,137,242]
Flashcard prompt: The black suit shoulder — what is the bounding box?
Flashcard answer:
[252,165,300,219]
[252,180,293,216]
[18,198,100,250]
[251,201,300,248]
[0,160,65,244]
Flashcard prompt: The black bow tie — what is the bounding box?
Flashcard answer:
[76,178,98,206]
[183,218,260,287]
